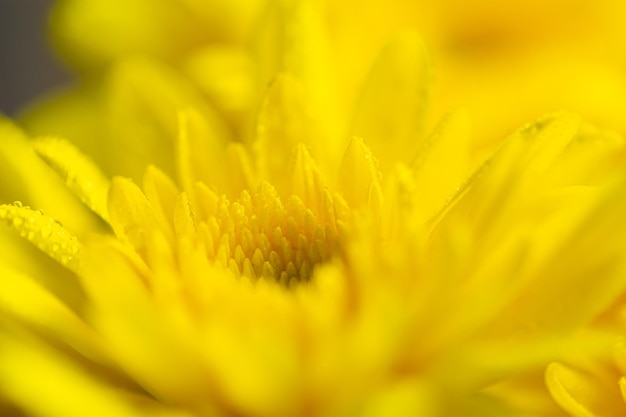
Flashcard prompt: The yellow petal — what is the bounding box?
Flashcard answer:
[50,0,201,70]
[338,137,383,213]
[81,241,218,409]
[478,111,580,215]
[381,163,419,239]
[351,30,432,170]
[143,165,179,242]
[445,331,617,391]
[546,362,626,417]
[176,107,229,195]
[0,203,83,272]
[191,182,219,224]
[223,143,256,198]
[19,84,107,173]
[358,379,438,417]
[107,177,158,254]
[290,143,326,215]
[547,122,626,187]
[411,108,472,224]
[179,0,264,42]
[0,265,105,363]
[105,58,230,183]
[33,137,111,222]
[481,173,626,341]
[419,113,626,349]
[254,73,310,194]
[182,46,256,135]
[619,377,626,404]
[0,215,81,311]
[173,192,196,239]
[0,117,101,236]
[80,238,151,309]
[0,330,188,417]
[431,112,580,239]
[255,0,341,168]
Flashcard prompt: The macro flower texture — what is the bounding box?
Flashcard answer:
[3,0,626,416]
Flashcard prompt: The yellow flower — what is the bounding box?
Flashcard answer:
[2,1,626,417]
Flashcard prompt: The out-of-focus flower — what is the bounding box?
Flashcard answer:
[2,1,626,417]
[22,0,626,163]
[327,0,626,145]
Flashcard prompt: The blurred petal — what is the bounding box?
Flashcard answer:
[33,137,111,222]
[351,30,432,170]
[546,362,626,417]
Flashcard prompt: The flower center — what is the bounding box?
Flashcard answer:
[195,182,339,286]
